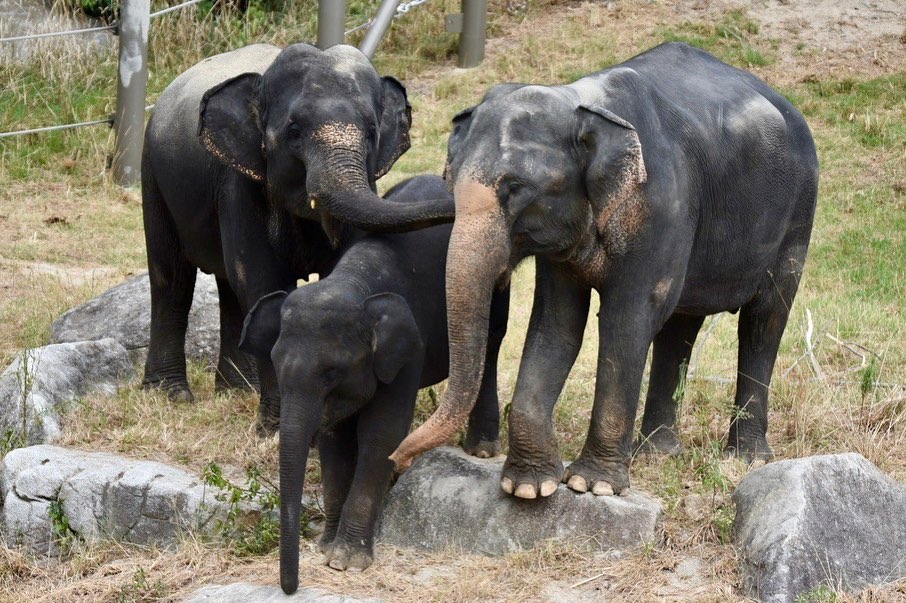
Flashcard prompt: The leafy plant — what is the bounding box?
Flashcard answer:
[202,462,284,556]
[47,499,81,555]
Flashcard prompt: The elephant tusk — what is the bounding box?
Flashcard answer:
[310,196,317,210]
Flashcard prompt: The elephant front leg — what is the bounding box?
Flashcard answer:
[324,375,418,572]
[317,418,358,555]
[503,260,590,499]
[564,301,656,496]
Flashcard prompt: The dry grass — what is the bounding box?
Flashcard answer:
[1,0,904,601]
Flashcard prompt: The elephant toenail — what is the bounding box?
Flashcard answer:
[592,481,614,496]
[328,559,345,571]
[514,483,538,499]
[501,477,514,494]
[540,480,558,497]
[567,475,588,493]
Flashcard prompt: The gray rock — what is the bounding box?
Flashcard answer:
[49,271,220,365]
[0,339,134,444]
[182,583,379,603]
[0,445,256,555]
[733,453,906,602]
[380,447,662,555]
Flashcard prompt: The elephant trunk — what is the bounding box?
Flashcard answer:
[279,389,323,595]
[306,134,454,233]
[390,180,508,469]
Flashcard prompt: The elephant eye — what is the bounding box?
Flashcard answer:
[287,123,302,139]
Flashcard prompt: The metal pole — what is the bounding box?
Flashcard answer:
[317,0,346,49]
[458,0,487,68]
[358,0,402,59]
[112,0,150,186]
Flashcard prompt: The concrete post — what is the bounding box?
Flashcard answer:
[459,0,487,68]
[359,0,402,59]
[112,0,150,187]
[317,0,346,49]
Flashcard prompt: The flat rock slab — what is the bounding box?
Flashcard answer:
[733,453,906,602]
[183,583,378,603]
[0,445,257,555]
[50,271,220,365]
[380,447,662,555]
[0,339,134,444]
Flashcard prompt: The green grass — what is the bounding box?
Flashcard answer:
[659,9,774,67]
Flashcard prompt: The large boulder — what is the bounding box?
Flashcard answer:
[0,445,259,555]
[182,583,378,603]
[733,453,906,602]
[49,271,220,365]
[0,339,134,444]
[380,447,662,555]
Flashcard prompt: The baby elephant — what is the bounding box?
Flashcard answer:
[240,175,509,594]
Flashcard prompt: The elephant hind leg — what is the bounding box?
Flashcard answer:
[727,246,808,461]
[142,163,196,402]
[635,313,705,456]
[214,277,258,393]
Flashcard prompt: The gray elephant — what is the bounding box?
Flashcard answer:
[141,43,453,431]
[391,42,819,499]
[240,175,509,593]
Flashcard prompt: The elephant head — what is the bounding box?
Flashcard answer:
[240,286,421,594]
[198,43,453,240]
[390,84,648,469]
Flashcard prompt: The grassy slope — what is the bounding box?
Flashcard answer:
[1,1,904,601]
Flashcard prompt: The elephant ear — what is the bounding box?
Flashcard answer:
[576,105,648,238]
[239,291,288,357]
[444,83,527,181]
[364,292,423,384]
[198,72,266,182]
[375,76,412,180]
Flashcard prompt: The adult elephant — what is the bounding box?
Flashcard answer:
[390,42,819,498]
[142,43,453,432]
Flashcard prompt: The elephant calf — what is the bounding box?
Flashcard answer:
[240,176,509,594]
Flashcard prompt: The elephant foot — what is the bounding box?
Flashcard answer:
[256,399,280,436]
[634,427,683,456]
[462,435,501,459]
[563,456,629,496]
[142,377,194,404]
[500,454,564,499]
[214,355,259,393]
[321,540,373,573]
[724,432,773,463]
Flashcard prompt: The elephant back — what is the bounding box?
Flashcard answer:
[147,44,280,157]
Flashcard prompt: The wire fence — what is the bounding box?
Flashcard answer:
[0,0,478,185]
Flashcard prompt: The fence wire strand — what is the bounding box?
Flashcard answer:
[0,22,117,44]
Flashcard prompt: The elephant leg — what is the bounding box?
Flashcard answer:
[635,313,705,455]
[317,417,358,552]
[464,282,510,458]
[502,259,590,499]
[217,176,293,434]
[727,244,807,461]
[142,164,196,402]
[564,277,667,496]
[214,277,259,393]
[256,358,282,436]
[324,373,419,572]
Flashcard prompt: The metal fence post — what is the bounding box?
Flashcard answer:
[112,0,150,186]
[359,0,402,59]
[458,0,487,68]
[317,0,346,49]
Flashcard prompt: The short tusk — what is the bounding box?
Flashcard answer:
[310,196,317,210]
